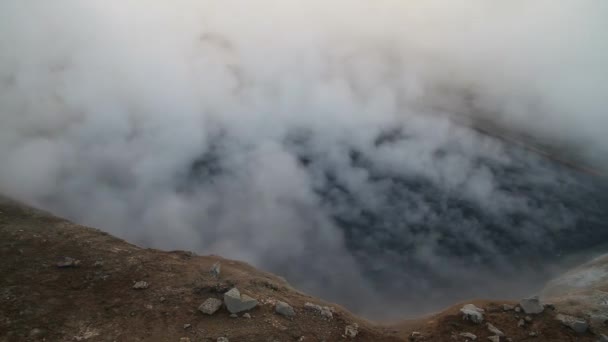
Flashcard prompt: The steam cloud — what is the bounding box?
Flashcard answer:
[1,1,607,318]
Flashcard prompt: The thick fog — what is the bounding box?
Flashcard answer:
[1,1,607,318]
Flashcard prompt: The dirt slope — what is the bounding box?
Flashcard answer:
[0,197,604,341]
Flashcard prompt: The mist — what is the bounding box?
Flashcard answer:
[1,1,607,319]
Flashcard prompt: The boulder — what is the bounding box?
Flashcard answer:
[520,296,544,314]
[556,313,588,333]
[460,304,484,324]
[224,288,258,314]
[275,301,295,317]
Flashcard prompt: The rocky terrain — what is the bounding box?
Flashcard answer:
[1,196,607,342]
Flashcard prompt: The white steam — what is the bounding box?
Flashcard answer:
[0,1,607,318]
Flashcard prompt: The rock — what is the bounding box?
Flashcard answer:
[56,257,80,268]
[304,302,333,320]
[210,262,221,279]
[460,304,484,324]
[183,324,191,330]
[28,328,46,338]
[345,323,358,338]
[132,281,149,290]
[460,332,477,341]
[243,313,251,319]
[224,288,258,313]
[198,298,223,315]
[487,336,500,342]
[275,301,295,318]
[519,296,544,314]
[486,323,504,336]
[556,313,588,333]
[217,338,229,342]
[524,316,532,323]
[517,319,525,328]
[502,304,514,311]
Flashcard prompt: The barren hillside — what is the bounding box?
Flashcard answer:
[1,196,606,342]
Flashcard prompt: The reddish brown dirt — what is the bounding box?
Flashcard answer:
[0,197,602,341]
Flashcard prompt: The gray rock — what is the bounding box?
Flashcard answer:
[460,332,477,341]
[460,304,484,324]
[29,328,46,338]
[487,323,504,336]
[132,281,149,290]
[556,313,588,333]
[502,304,514,311]
[520,296,544,314]
[210,262,221,279]
[198,298,223,315]
[224,288,258,313]
[344,323,358,338]
[56,257,80,268]
[304,302,333,320]
[275,301,295,317]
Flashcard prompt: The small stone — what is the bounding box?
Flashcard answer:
[56,257,80,268]
[487,336,500,342]
[460,332,477,341]
[345,323,358,338]
[556,313,588,333]
[243,313,251,319]
[525,316,532,323]
[502,304,514,311]
[519,296,544,314]
[460,304,485,324]
[183,324,191,330]
[487,323,504,336]
[517,319,525,328]
[224,288,258,313]
[409,331,422,341]
[29,328,46,338]
[198,298,223,315]
[275,301,296,318]
[132,281,149,290]
[210,262,221,279]
[217,338,229,342]
[304,302,333,320]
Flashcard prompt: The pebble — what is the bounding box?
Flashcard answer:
[460,332,477,341]
[132,281,149,290]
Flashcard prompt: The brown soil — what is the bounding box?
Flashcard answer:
[0,197,602,341]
